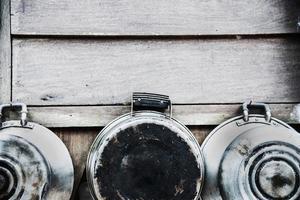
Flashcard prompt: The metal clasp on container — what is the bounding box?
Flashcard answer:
[131,92,172,117]
[0,103,28,127]
[242,101,271,123]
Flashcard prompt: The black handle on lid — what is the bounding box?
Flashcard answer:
[132,92,172,116]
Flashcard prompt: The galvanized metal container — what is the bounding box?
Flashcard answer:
[201,101,300,200]
[87,93,204,200]
[0,103,74,200]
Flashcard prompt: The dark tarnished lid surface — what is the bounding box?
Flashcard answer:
[87,111,204,200]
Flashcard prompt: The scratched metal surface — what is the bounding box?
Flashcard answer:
[0,121,74,200]
[201,114,300,200]
[87,111,204,200]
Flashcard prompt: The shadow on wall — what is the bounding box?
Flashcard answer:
[278,0,300,99]
[77,181,93,200]
[277,36,300,102]
[280,0,300,32]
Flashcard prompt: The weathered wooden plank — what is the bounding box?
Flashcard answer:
[12,38,300,105]
[10,0,300,35]
[22,104,300,127]
[189,126,214,145]
[0,0,11,103]
[54,128,98,200]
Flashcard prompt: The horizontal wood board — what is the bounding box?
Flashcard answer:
[2,104,299,127]
[12,38,300,105]
[11,0,300,35]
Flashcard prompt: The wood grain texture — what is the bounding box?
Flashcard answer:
[0,0,11,103]
[24,104,300,127]
[12,38,300,105]
[54,128,98,200]
[189,126,214,145]
[10,0,300,35]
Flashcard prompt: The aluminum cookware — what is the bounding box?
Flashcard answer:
[0,103,74,200]
[87,93,204,200]
[201,101,300,200]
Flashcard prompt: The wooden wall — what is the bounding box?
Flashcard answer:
[1,0,300,199]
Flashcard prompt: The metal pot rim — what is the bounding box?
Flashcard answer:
[87,110,205,200]
[201,114,293,149]
[0,120,74,200]
[201,113,299,200]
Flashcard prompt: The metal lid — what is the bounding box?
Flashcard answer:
[220,126,300,199]
[201,102,300,200]
[87,93,204,200]
[0,103,74,199]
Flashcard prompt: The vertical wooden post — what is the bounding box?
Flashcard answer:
[54,128,98,200]
[0,0,11,103]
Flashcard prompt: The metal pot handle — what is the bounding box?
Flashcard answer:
[0,103,28,127]
[242,101,271,122]
[131,92,172,117]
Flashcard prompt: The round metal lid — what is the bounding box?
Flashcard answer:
[87,111,204,200]
[220,127,300,200]
[0,102,74,200]
[0,121,74,199]
[201,102,299,200]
